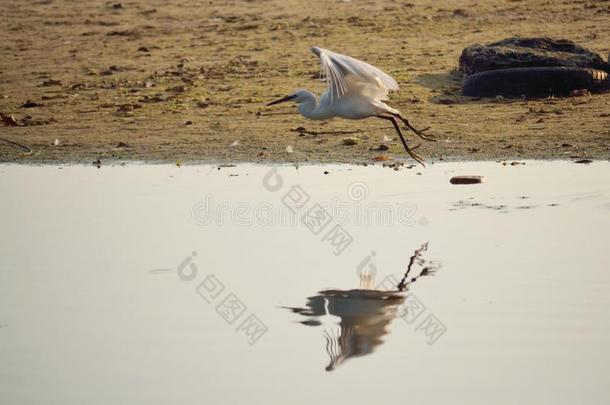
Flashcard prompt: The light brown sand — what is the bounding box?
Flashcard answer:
[0,0,609,164]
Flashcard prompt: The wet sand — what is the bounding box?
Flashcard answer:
[1,0,609,164]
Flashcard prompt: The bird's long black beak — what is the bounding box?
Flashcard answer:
[266,94,297,106]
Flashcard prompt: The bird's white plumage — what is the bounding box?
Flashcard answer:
[266,46,431,166]
[311,47,399,103]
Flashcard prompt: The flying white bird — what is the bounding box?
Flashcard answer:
[267,47,435,165]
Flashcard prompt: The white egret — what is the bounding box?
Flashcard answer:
[267,47,435,165]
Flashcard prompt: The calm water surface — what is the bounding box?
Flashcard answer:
[1,161,609,404]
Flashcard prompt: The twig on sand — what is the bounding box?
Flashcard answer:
[0,137,33,155]
[290,127,365,136]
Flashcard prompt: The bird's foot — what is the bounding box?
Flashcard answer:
[409,126,436,142]
[406,145,426,167]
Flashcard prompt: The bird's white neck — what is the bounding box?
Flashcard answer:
[297,90,327,120]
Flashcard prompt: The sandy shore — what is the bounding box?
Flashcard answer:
[1,0,609,164]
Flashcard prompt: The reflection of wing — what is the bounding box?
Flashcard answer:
[311,47,399,102]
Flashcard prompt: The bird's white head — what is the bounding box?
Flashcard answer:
[266,89,313,106]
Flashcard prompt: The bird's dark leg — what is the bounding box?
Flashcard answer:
[392,113,436,142]
[377,115,425,166]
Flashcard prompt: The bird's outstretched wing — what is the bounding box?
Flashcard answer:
[311,47,399,102]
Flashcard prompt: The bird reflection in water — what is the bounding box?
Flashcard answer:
[285,242,440,371]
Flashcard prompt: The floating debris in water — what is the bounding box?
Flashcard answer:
[450,176,484,185]
[148,268,171,274]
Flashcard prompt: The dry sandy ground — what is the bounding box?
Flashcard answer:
[1,0,609,164]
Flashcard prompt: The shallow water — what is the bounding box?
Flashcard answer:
[1,161,609,404]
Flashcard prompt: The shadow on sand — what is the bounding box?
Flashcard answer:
[413,70,534,105]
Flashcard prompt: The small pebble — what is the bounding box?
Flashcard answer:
[570,89,590,97]
[342,137,359,146]
[370,144,389,151]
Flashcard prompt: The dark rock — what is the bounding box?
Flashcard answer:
[459,37,610,76]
